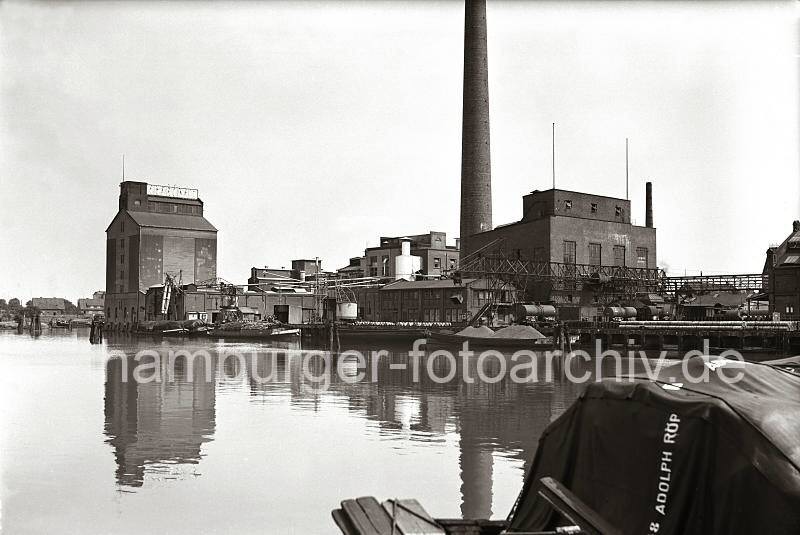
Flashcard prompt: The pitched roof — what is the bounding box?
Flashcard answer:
[773,224,800,267]
[31,298,65,310]
[126,211,217,232]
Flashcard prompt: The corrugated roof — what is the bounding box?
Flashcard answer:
[126,211,217,232]
[380,278,479,291]
[31,298,65,310]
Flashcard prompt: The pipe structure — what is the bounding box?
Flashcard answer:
[460,0,492,250]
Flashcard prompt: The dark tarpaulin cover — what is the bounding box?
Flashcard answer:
[508,357,800,535]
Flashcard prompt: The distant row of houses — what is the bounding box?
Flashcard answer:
[28,291,105,317]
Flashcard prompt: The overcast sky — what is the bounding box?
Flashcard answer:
[0,0,797,302]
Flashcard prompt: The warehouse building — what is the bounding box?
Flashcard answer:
[105,181,217,330]
[353,278,517,323]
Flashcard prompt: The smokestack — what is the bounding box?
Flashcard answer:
[645,181,653,228]
[460,0,492,249]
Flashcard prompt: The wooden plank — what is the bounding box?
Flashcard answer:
[537,477,622,535]
[332,508,358,535]
[356,496,394,534]
[342,499,382,535]
[381,499,445,535]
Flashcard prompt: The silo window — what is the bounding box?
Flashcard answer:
[591,203,598,213]
[615,206,624,217]
[564,200,572,210]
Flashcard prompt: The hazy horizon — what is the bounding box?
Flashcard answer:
[1,0,798,302]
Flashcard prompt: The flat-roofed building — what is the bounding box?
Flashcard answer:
[341,232,460,280]
[461,186,657,311]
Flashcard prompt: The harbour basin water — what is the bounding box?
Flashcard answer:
[0,330,758,533]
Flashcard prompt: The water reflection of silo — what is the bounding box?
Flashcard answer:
[103,353,216,487]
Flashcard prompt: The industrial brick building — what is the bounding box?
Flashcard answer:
[143,284,318,324]
[247,259,322,291]
[354,278,516,323]
[340,232,460,279]
[764,220,800,319]
[460,185,658,316]
[105,181,217,329]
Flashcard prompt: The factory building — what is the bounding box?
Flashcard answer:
[461,184,657,315]
[341,232,460,279]
[247,259,323,291]
[105,181,217,330]
[143,284,318,324]
[764,220,800,319]
[354,278,517,323]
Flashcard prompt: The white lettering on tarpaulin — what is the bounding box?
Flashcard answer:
[647,413,681,533]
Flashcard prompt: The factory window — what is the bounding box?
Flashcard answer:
[636,247,649,268]
[563,241,576,264]
[615,206,624,218]
[121,220,125,232]
[449,258,456,269]
[564,200,572,210]
[133,200,141,206]
[434,257,441,269]
[589,243,601,266]
[591,203,598,213]
[613,245,626,267]
[120,254,125,264]
[787,305,794,315]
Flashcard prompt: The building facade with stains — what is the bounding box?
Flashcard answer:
[105,181,217,329]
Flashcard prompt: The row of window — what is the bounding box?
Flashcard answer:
[367,255,456,276]
[148,201,200,215]
[562,241,648,267]
[562,200,625,218]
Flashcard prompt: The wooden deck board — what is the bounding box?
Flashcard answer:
[381,499,445,535]
[342,499,383,535]
[356,496,394,534]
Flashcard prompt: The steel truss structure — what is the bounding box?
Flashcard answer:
[451,238,665,304]
[662,274,766,295]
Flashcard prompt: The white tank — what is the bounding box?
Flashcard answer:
[337,302,358,320]
[395,238,422,281]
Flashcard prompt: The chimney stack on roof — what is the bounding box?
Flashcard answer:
[645,181,654,228]
[459,0,492,250]
[793,220,799,232]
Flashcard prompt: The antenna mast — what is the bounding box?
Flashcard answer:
[625,138,629,200]
[552,123,556,189]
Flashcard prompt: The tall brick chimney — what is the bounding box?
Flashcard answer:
[645,181,653,228]
[459,0,492,251]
